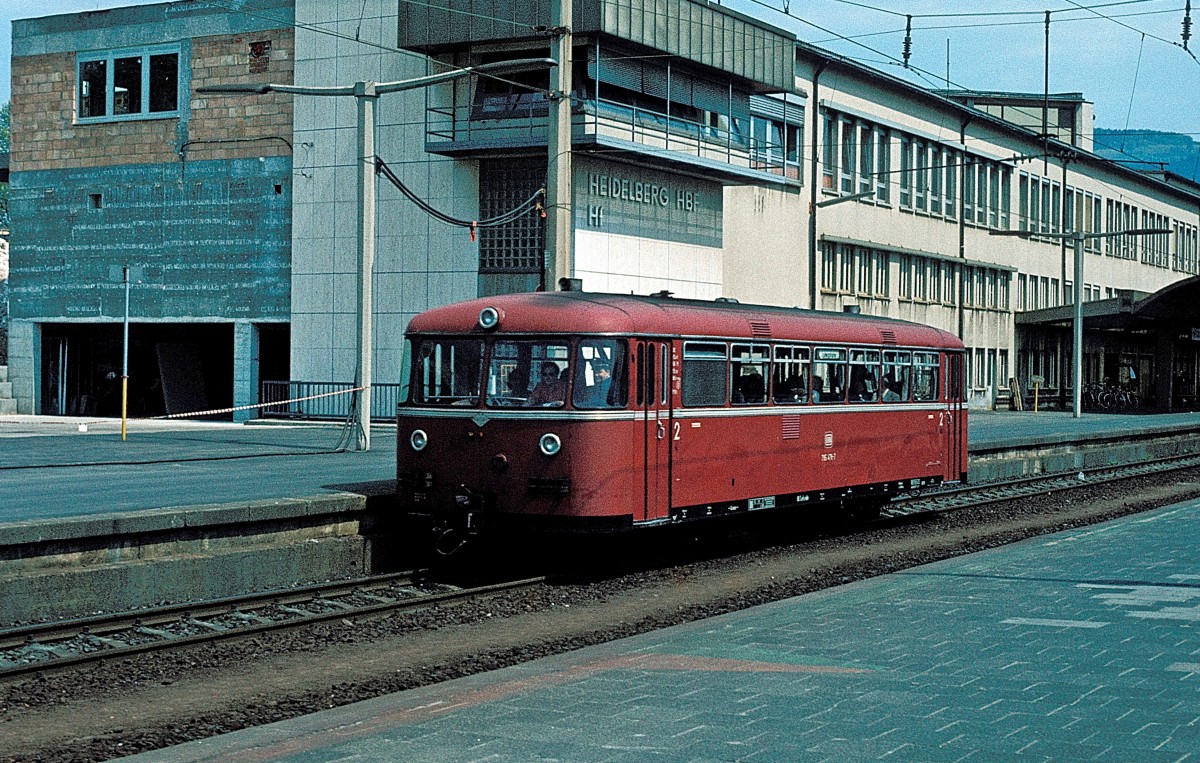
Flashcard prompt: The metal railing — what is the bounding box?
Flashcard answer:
[425,96,798,179]
[260,380,403,422]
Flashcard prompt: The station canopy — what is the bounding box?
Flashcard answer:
[1015,275,1200,334]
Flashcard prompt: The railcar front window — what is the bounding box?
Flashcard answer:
[413,339,483,406]
[399,339,413,403]
[913,352,940,401]
[574,339,628,409]
[682,342,729,407]
[487,341,571,407]
[772,346,810,404]
[882,350,911,402]
[812,348,847,403]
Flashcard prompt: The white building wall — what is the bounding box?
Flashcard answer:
[575,230,723,299]
[723,185,808,307]
[292,0,480,388]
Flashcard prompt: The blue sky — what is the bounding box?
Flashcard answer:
[3,0,1198,137]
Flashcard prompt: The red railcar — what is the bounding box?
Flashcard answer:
[397,292,966,549]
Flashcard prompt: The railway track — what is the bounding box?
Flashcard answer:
[0,572,546,680]
[888,451,1200,519]
[5,452,1199,680]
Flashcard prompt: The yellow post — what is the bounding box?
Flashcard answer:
[1034,381,1040,413]
[121,376,128,441]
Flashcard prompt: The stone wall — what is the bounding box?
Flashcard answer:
[10,28,294,172]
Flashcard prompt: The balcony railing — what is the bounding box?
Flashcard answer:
[427,96,799,179]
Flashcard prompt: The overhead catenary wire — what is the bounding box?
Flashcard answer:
[203,0,1193,195]
[375,157,545,232]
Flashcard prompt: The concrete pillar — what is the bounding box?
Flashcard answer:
[232,321,260,423]
[1155,332,1174,412]
[7,320,38,415]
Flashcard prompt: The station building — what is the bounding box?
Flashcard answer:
[6,0,1200,417]
[7,0,294,418]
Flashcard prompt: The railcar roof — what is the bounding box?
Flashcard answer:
[406,292,964,350]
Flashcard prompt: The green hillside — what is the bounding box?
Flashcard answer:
[1093,129,1200,181]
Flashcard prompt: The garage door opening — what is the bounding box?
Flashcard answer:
[41,323,234,419]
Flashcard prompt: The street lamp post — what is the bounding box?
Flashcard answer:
[990,226,1171,418]
[198,58,554,451]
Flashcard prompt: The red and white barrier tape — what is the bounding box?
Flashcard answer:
[152,386,367,420]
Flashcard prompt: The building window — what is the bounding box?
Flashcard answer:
[999,166,1011,229]
[77,45,180,121]
[839,243,855,293]
[962,158,975,222]
[821,242,837,291]
[875,128,891,203]
[1019,174,1029,231]
[975,162,988,225]
[750,114,802,180]
[930,147,943,215]
[899,136,912,208]
[840,117,857,193]
[857,247,872,295]
[822,111,838,191]
[479,158,546,274]
[858,125,874,195]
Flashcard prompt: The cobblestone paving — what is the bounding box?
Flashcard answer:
[140,501,1200,763]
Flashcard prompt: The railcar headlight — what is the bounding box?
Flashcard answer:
[478,306,502,330]
[538,432,562,456]
[410,429,428,451]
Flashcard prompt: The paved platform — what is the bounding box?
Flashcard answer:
[134,498,1200,762]
[0,410,1197,525]
[0,417,396,524]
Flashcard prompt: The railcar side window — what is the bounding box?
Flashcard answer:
[682,342,728,407]
[882,350,911,402]
[731,344,769,405]
[772,345,810,404]
[913,352,940,401]
[573,339,628,409]
[812,347,847,403]
[848,349,880,402]
[413,339,483,406]
[487,341,570,407]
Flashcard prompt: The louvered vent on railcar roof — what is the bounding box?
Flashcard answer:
[879,329,898,345]
[750,320,772,338]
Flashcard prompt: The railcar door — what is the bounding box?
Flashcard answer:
[946,352,967,482]
[635,340,673,522]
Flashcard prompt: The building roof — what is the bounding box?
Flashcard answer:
[1016,277,1200,331]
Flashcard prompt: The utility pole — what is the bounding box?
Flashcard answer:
[199,58,554,450]
[545,1,574,290]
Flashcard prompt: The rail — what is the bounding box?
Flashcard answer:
[0,573,547,679]
[259,380,402,422]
